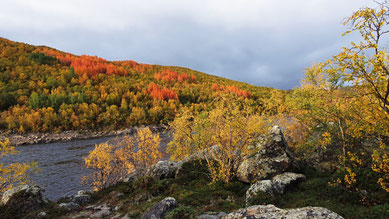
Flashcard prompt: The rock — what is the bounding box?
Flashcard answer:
[73,194,91,205]
[123,161,181,183]
[246,172,306,205]
[222,204,343,219]
[272,172,306,194]
[141,197,177,219]
[236,126,296,183]
[90,206,111,218]
[59,202,80,211]
[77,190,92,196]
[198,212,227,219]
[246,180,273,202]
[146,160,181,180]
[37,211,48,218]
[1,184,47,208]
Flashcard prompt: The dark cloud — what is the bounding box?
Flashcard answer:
[0,0,376,89]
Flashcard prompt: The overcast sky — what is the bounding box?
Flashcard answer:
[0,0,377,89]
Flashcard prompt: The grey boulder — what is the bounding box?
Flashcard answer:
[236,126,296,183]
[246,172,306,205]
[222,204,343,219]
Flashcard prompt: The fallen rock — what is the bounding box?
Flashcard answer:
[223,204,343,219]
[59,202,80,211]
[1,184,48,213]
[246,172,306,205]
[141,197,177,219]
[236,126,297,183]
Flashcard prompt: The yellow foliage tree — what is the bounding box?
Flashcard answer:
[289,2,389,193]
[83,127,162,191]
[0,139,36,194]
[168,96,266,183]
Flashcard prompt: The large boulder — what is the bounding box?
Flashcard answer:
[246,172,306,205]
[141,197,177,219]
[236,126,297,183]
[222,204,343,219]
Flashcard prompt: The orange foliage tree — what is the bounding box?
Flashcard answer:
[147,82,178,101]
[212,84,250,98]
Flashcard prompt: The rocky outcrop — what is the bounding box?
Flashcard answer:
[123,160,181,183]
[236,126,297,183]
[141,197,177,219]
[1,184,47,205]
[246,172,306,205]
[222,204,343,219]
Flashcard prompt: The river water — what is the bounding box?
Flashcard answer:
[1,132,171,201]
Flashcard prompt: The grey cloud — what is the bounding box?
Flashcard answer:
[0,0,378,89]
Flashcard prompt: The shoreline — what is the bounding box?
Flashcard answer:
[0,125,167,146]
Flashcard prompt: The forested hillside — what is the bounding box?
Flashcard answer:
[0,38,273,132]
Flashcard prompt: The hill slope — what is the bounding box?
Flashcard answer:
[0,38,274,132]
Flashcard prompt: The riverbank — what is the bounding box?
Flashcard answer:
[0,125,167,146]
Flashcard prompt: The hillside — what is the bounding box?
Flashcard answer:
[0,37,274,133]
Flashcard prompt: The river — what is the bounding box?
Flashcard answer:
[1,132,171,201]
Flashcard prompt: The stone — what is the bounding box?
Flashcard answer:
[73,194,91,205]
[146,160,181,180]
[246,180,273,203]
[222,204,343,219]
[59,202,80,211]
[141,197,177,219]
[1,184,47,205]
[198,212,227,219]
[236,126,296,183]
[271,172,306,194]
[37,211,48,218]
[90,206,111,218]
[246,172,306,205]
[77,190,92,196]
[123,160,181,183]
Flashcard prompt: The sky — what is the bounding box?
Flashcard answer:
[0,0,377,89]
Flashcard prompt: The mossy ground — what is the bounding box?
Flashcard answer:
[3,160,389,219]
